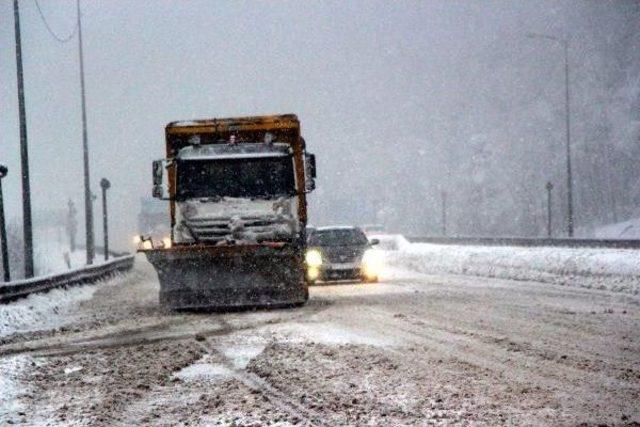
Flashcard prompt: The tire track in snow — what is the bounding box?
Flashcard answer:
[196,340,329,427]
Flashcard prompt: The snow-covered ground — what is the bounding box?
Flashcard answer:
[0,285,98,339]
[388,240,640,295]
[0,268,138,339]
[368,233,411,251]
[1,256,637,426]
[593,217,640,239]
[34,226,101,276]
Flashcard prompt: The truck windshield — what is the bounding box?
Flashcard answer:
[176,156,296,200]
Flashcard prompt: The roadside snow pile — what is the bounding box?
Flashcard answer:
[0,283,97,338]
[594,217,640,239]
[368,234,411,251]
[35,228,102,275]
[388,243,640,295]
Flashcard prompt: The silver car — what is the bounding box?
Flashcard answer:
[305,226,382,283]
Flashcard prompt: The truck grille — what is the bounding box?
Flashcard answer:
[183,215,294,243]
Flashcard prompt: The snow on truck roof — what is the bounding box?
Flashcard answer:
[167,114,299,129]
[177,142,291,160]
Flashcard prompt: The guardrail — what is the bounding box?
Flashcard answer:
[0,254,135,303]
[407,236,640,249]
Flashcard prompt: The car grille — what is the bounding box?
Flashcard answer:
[323,248,361,263]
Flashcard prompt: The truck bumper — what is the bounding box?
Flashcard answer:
[143,245,308,311]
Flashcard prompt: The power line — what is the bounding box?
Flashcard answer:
[33,0,78,43]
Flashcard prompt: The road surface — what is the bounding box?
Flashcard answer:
[1,255,638,426]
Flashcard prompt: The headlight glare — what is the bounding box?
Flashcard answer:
[305,249,323,267]
[362,249,384,278]
[307,266,320,281]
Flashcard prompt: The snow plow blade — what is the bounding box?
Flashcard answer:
[143,245,308,311]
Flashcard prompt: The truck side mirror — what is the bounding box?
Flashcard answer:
[152,159,170,199]
[306,153,317,178]
[304,153,316,193]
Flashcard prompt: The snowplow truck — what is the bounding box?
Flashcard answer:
[139,114,317,310]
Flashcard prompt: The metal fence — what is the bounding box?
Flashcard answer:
[0,254,134,303]
[407,236,640,249]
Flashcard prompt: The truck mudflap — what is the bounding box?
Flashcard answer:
[143,245,308,311]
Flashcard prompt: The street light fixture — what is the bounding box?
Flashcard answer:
[0,165,10,282]
[527,32,574,237]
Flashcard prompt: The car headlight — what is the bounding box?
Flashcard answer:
[305,249,323,267]
[307,266,320,281]
[162,237,172,249]
[362,249,384,278]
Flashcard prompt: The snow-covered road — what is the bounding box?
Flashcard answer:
[1,252,638,425]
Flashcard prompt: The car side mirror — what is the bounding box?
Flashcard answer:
[370,238,380,245]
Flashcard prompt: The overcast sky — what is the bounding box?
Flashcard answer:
[1,1,636,251]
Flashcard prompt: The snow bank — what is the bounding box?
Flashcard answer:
[388,242,640,295]
[0,284,97,338]
[368,234,411,251]
[0,270,133,339]
[594,217,640,239]
[33,226,106,276]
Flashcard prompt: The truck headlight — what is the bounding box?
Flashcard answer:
[362,249,384,279]
[305,249,323,267]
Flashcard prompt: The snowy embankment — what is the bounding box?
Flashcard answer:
[35,226,100,276]
[0,283,98,339]
[381,235,640,295]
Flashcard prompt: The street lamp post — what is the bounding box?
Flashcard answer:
[545,182,553,238]
[100,178,110,261]
[0,165,10,282]
[441,191,447,237]
[527,33,574,237]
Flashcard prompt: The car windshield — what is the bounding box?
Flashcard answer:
[308,229,369,246]
[176,156,296,200]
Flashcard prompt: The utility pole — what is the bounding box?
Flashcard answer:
[441,191,447,237]
[527,33,574,237]
[77,0,94,264]
[545,182,553,238]
[100,178,110,261]
[13,0,34,278]
[562,39,574,237]
[0,165,10,282]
